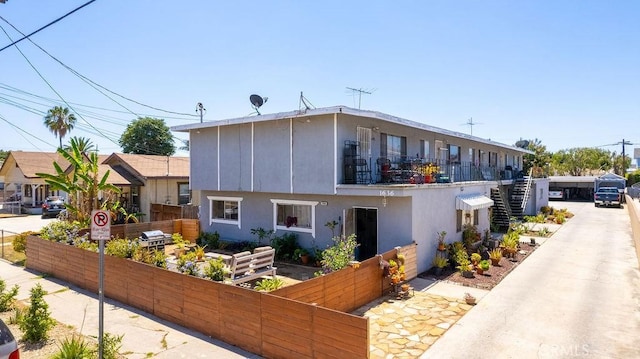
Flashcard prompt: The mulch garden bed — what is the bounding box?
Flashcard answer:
[418,243,539,290]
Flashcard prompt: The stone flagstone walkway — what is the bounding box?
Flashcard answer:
[352,291,472,358]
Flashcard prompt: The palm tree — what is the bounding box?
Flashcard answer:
[64,136,95,154]
[44,106,77,149]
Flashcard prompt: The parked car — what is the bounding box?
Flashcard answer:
[549,188,564,200]
[42,196,65,218]
[0,319,19,359]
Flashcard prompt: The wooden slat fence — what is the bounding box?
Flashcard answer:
[150,203,199,222]
[25,235,370,358]
[272,242,418,312]
[110,219,199,242]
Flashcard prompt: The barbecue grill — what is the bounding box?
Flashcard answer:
[139,230,171,251]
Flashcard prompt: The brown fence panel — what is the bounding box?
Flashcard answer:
[323,268,356,312]
[103,255,129,304]
[150,203,197,222]
[180,219,200,242]
[82,250,99,293]
[261,294,314,359]
[313,306,369,359]
[397,243,418,280]
[354,258,383,306]
[272,276,326,305]
[126,260,156,313]
[183,275,222,338]
[153,269,186,326]
[218,285,262,355]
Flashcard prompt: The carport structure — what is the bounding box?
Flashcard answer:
[548,175,596,200]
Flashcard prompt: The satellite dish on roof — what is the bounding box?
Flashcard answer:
[515,140,530,148]
[249,94,268,115]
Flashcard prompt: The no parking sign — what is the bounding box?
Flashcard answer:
[91,210,110,241]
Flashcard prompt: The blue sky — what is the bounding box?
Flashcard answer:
[0,0,638,156]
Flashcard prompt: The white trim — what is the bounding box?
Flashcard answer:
[290,118,294,194]
[334,113,338,195]
[251,122,254,192]
[208,196,243,229]
[270,199,319,238]
[216,126,220,191]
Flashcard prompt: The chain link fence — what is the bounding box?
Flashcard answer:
[0,228,20,260]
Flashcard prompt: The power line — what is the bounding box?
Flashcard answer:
[0,0,97,53]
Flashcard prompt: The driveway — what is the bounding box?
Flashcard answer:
[422,201,640,359]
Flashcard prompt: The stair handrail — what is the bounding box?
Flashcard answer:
[521,168,534,211]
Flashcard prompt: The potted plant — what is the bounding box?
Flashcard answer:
[477,259,490,275]
[194,244,207,261]
[455,251,473,278]
[489,248,502,266]
[464,292,476,305]
[470,252,481,266]
[171,233,186,257]
[436,231,447,251]
[501,231,519,258]
[432,254,448,276]
[294,248,310,265]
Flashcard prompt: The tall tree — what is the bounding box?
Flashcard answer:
[550,147,611,176]
[521,138,551,177]
[44,106,77,149]
[119,117,175,156]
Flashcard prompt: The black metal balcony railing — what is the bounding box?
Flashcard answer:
[343,156,522,185]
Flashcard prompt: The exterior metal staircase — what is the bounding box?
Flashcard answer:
[490,187,511,228]
[509,170,533,220]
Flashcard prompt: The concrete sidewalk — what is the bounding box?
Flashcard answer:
[0,259,260,359]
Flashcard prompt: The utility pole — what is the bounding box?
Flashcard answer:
[346,87,373,109]
[621,139,632,173]
[196,102,206,123]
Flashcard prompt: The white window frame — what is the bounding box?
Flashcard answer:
[208,196,243,229]
[270,199,319,238]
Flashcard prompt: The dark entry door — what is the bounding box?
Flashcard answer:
[355,208,378,261]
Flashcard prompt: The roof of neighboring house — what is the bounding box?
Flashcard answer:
[96,155,130,185]
[101,153,189,181]
[171,105,533,154]
[0,151,69,178]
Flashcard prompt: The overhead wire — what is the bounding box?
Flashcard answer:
[0,0,97,54]
[0,16,199,119]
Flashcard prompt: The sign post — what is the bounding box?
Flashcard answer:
[91,210,110,359]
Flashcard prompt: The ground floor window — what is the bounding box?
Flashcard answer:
[457,209,479,231]
[208,196,243,228]
[178,183,190,205]
[270,199,318,237]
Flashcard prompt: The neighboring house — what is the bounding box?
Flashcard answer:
[0,151,194,221]
[176,105,535,274]
[0,151,69,207]
[101,153,193,220]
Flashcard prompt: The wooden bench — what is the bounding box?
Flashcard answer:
[226,246,277,285]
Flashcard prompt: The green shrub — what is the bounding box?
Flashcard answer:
[12,231,35,253]
[198,231,220,249]
[320,234,358,273]
[0,279,19,312]
[102,332,124,359]
[203,257,226,281]
[74,237,98,252]
[254,277,284,292]
[105,238,138,258]
[271,233,299,261]
[52,335,95,359]
[40,221,87,243]
[132,248,167,268]
[20,283,56,343]
[177,252,199,276]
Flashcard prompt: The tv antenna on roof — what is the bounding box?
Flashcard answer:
[249,94,268,115]
[461,117,482,136]
[346,87,375,109]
